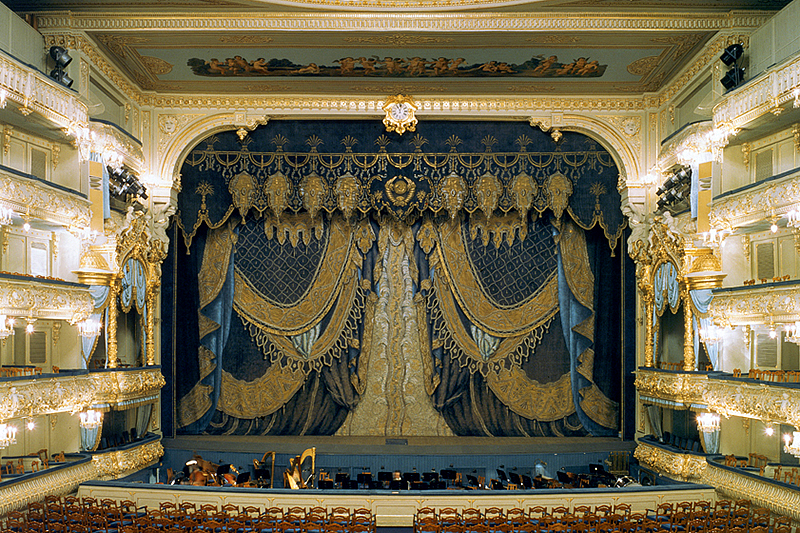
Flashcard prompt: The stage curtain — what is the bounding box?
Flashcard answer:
[176,213,378,435]
[414,214,619,436]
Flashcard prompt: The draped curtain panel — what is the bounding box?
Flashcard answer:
[169,120,624,436]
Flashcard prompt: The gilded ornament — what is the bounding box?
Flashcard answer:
[475,172,501,219]
[301,172,327,220]
[336,172,360,221]
[384,175,417,207]
[511,172,537,220]
[228,172,258,219]
[545,172,573,220]
[440,172,465,220]
[265,171,290,220]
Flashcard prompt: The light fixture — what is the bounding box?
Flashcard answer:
[0,89,7,109]
[794,88,800,109]
[769,326,778,340]
[720,43,745,91]
[25,317,35,335]
[699,323,722,345]
[0,206,13,227]
[702,228,728,248]
[0,315,14,339]
[784,432,800,458]
[48,46,73,88]
[79,410,102,430]
[26,418,35,431]
[786,322,800,345]
[77,319,102,338]
[0,424,18,449]
[696,413,721,433]
[765,424,774,437]
[721,68,745,91]
[786,208,800,228]
[720,43,744,66]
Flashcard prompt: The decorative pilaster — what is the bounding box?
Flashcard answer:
[682,288,695,371]
[106,280,119,368]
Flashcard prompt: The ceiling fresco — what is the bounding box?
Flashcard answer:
[2,0,791,96]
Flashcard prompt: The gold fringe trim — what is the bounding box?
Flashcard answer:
[217,364,306,419]
[579,384,619,429]
[198,221,236,309]
[176,383,213,428]
[351,291,377,395]
[486,368,575,422]
[415,292,440,396]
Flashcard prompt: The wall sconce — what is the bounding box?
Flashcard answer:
[786,208,800,229]
[794,88,800,109]
[0,207,12,227]
[785,322,800,345]
[0,315,15,339]
[701,227,728,248]
[79,410,102,430]
[784,432,800,458]
[25,317,35,335]
[26,418,35,431]
[696,412,721,433]
[0,89,7,109]
[764,422,775,437]
[0,423,18,449]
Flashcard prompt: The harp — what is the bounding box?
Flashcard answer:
[284,447,316,489]
[253,451,276,489]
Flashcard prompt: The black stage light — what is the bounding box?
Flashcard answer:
[720,43,743,66]
[49,46,72,67]
[721,67,745,91]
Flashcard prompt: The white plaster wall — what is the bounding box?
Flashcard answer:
[0,4,44,71]
[749,0,800,77]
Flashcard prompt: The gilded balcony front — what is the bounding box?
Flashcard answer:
[634,368,708,408]
[0,165,92,229]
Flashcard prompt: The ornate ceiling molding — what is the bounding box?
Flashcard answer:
[34,11,773,32]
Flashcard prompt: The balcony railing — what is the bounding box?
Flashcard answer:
[0,367,164,421]
[0,165,91,229]
[634,368,708,409]
[91,433,164,481]
[633,438,708,483]
[710,280,800,325]
[0,273,93,324]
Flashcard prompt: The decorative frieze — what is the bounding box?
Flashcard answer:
[633,441,707,482]
[703,378,800,429]
[90,368,165,409]
[0,459,97,516]
[634,369,708,408]
[708,169,800,231]
[709,282,800,326]
[714,52,800,130]
[0,166,92,229]
[0,50,89,130]
[0,277,94,324]
[91,438,163,480]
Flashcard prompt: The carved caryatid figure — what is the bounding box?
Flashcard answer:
[440,172,465,219]
[545,171,573,220]
[228,171,258,219]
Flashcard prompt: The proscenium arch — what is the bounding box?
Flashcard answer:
[159,112,641,228]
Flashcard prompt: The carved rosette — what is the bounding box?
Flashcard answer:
[92,439,164,480]
[634,370,707,407]
[634,442,707,482]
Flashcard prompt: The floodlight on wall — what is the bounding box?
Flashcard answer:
[720,43,743,66]
[721,68,745,91]
[48,46,73,88]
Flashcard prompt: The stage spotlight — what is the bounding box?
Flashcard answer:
[49,69,73,88]
[720,43,743,66]
[49,46,72,68]
[721,67,745,91]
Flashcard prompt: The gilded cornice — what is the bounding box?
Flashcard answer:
[714,51,800,130]
[709,282,800,326]
[91,439,163,480]
[33,11,772,33]
[708,169,800,231]
[0,374,95,421]
[0,459,97,516]
[633,441,707,482]
[0,277,94,324]
[702,378,800,429]
[0,166,92,229]
[704,460,800,522]
[0,50,89,130]
[90,368,165,409]
[634,369,707,408]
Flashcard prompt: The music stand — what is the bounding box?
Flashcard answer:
[521,474,533,489]
[335,472,349,487]
[377,471,392,489]
[389,480,406,490]
[403,471,420,483]
[357,472,372,488]
[236,472,251,485]
[422,472,439,483]
[509,472,521,485]
[342,479,359,490]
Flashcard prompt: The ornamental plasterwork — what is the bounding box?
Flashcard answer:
[709,283,800,326]
[0,375,95,421]
[0,459,97,515]
[0,167,92,229]
[604,116,642,152]
[633,442,707,482]
[89,120,144,171]
[90,368,166,408]
[92,439,164,480]
[0,278,94,325]
[634,369,707,408]
[704,460,800,522]
[714,51,800,130]
[0,51,89,130]
[158,114,205,157]
[708,169,800,231]
[703,378,800,429]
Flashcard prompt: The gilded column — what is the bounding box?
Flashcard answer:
[644,294,654,367]
[107,279,119,368]
[145,281,156,366]
[682,289,695,372]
